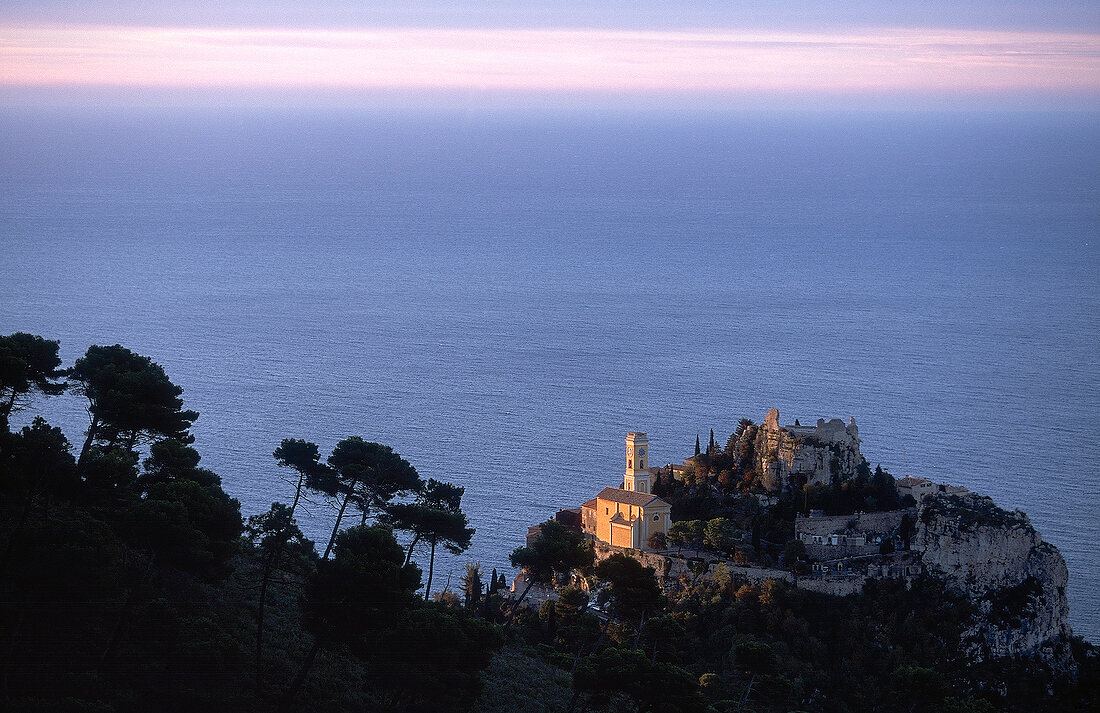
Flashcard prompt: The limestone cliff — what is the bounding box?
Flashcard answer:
[912,492,1076,679]
[755,408,863,491]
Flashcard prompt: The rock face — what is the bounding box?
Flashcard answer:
[912,492,1076,679]
[756,408,863,491]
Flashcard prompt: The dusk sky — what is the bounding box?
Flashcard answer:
[2,1,1099,109]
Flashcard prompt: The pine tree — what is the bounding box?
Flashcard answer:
[461,562,483,610]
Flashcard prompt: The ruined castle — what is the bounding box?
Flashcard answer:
[756,408,864,491]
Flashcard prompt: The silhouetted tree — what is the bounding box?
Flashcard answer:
[733,639,778,709]
[593,553,665,637]
[0,417,78,574]
[318,438,422,559]
[387,485,474,600]
[507,520,593,624]
[366,604,503,711]
[572,647,703,713]
[99,441,241,668]
[245,501,316,694]
[272,438,330,516]
[461,561,483,610]
[279,524,421,712]
[70,344,198,466]
[0,333,66,431]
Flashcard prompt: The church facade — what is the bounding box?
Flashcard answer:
[581,433,672,549]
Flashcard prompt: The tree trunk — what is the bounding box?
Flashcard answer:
[255,538,287,696]
[289,474,304,518]
[322,483,356,560]
[255,566,270,695]
[570,603,613,675]
[77,415,100,470]
[590,609,614,653]
[738,673,756,712]
[277,638,322,713]
[502,578,535,628]
[632,611,646,649]
[569,641,586,675]
[403,534,421,566]
[424,539,437,601]
[0,390,17,427]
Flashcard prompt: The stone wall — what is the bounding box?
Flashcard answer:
[796,576,867,597]
[592,541,794,589]
[795,509,913,537]
[805,543,881,560]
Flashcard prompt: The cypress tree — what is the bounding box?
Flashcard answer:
[694,435,701,456]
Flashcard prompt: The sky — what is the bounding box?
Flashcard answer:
[1,1,1098,109]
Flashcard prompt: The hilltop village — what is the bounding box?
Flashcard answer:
[515,409,1078,686]
[524,410,967,594]
[4,333,1094,713]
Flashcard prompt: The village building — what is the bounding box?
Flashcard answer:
[896,476,937,502]
[581,433,672,549]
[896,476,969,503]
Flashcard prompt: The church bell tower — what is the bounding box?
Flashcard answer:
[623,432,651,493]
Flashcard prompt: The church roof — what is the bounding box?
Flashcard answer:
[596,487,668,508]
[582,498,598,509]
[608,512,633,526]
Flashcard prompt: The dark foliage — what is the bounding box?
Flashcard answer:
[70,344,199,464]
[0,333,66,430]
[0,337,503,713]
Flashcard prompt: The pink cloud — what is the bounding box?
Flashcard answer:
[1,25,1098,96]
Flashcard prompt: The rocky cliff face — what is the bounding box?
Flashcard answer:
[912,492,1077,679]
[755,408,863,491]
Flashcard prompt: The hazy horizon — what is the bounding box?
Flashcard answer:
[1,1,1098,111]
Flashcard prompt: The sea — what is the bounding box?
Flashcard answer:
[1,107,1097,642]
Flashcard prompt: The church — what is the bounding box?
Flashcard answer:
[581,433,672,549]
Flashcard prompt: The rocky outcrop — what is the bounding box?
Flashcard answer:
[912,492,1077,679]
[756,408,863,491]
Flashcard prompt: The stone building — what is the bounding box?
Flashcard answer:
[581,433,672,549]
[795,508,914,559]
[757,408,863,491]
[897,476,969,503]
[896,476,937,502]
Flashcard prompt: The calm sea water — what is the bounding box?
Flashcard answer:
[1,108,1097,642]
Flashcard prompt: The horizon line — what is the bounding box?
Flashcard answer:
[2,24,1099,105]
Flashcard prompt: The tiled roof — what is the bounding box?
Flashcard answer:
[596,487,668,508]
[609,512,633,526]
[582,498,598,509]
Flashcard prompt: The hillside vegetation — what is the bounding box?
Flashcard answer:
[1,333,1096,713]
